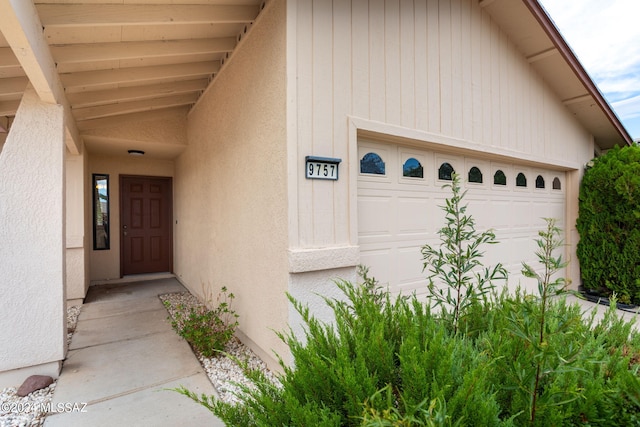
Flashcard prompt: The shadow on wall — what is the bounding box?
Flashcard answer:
[0,117,10,154]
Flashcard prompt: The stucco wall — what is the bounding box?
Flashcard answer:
[88,155,175,281]
[175,0,289,368]
[0,87,65,383]
[66,152,88,302]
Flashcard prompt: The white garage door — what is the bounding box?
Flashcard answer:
[358,140,566,296]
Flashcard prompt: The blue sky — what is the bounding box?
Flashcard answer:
[538,0,640,141]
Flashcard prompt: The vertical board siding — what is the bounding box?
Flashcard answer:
[311,0,335,245]
[296,0,314,247]
[295,0,590,248]
[332,0,352,243]
[426,0,441,133]
[414,0,428,130]
[400,0,416,129]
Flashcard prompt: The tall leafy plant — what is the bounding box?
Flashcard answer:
[503,218,584,424]
[421,173,507,333]
[577,144,640,304]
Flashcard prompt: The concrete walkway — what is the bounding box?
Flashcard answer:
[45,278,225,426]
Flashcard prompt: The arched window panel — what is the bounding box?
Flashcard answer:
[438,162,455,181]
[468,166,483,183]
[403,157,424,178]
[552,177,562,190]
[516,172,527,187]
[493,170,506,186]
[360,152,385,175]
[535,175,545,189]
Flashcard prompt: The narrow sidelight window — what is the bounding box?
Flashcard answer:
[93,174,110,250]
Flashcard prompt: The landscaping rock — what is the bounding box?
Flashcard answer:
[16,375,54,397]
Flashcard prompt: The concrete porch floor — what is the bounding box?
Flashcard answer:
[44,278,225,426]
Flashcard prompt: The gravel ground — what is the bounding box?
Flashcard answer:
[159,291,281,404]
[0,305,81,427]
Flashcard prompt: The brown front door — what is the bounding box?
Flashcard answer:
[120,176,173,276]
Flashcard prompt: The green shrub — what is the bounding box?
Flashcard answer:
[179,280,504,426]
[167,286,239,358]
[577,144,640,304]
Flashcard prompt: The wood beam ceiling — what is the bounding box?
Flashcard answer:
[37,4,260,27]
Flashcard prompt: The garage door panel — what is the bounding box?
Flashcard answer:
[397,245,426,287]
[358,195,393,237]
[360,248,394,285]
[358,141,567,296]
[398,196,430,234]
[486,200,512,229]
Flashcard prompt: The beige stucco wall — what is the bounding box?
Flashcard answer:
[88,155,175,281]
[0,86,66,386]
[175,0,289,368]
[66,151,89,302]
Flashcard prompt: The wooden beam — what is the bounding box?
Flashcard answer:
[527,47,558,63]
[38,4,260,27]
[72,92,199,121]
[61,61,219,91]
[77,105,190,131]
[562,94,592,106]
[67,78,207,108]
[0,99,20,116]
[478,0,498,8]
[0,0,81,154]
[0,47,20,67]
[0,76,29,96]
[51,38,236,64]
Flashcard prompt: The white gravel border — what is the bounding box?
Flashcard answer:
[159,291,281,404]
[0,305,81,427]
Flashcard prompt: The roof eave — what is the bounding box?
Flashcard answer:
[522,0,633,148]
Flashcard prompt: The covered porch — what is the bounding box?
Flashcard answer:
[0,0,287,387]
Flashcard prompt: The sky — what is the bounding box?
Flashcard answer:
[538,0,640,141]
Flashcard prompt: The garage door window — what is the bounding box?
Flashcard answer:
[494,170,507,186]
[403,158,424,178]
[516,172,527,187]
[360,152,385,175]
[468,166,483,183]
[553,177,561,190]
[438,162,455,180]
[536,175,545,189]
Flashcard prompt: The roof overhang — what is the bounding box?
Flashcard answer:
[0,0,633,156]
[480,0,632,149]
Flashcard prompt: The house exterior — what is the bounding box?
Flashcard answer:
[0,0,632,387]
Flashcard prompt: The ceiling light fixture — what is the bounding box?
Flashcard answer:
[128,149,145,156]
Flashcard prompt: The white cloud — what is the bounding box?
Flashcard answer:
[539,0,640,138]
[612,95,640,121]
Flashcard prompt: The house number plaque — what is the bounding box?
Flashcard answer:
[305,156,342,180]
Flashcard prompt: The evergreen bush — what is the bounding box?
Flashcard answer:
[576,144,640,304]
